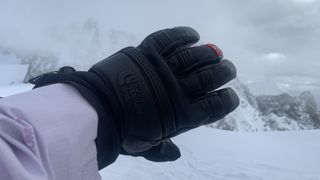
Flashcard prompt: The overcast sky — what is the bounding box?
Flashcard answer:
[0,0,319,94]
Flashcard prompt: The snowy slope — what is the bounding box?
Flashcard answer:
[101,127,320,180]
[0,84,33,97]
[0,64,33,97]
[1,68,319,132]
[0,64,29,85]
[0,84,319,179]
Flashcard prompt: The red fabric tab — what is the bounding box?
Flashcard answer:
[206,44,223,59]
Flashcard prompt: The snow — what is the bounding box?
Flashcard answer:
[0,84,33,97]
[0,64,33,97]
[1,3,319,178]
[101,127,320,180]
[1,84,320,180]
[0,64,29,85]
[211,79,320,131]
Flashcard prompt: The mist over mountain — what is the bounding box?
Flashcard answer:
[0,19,138,81]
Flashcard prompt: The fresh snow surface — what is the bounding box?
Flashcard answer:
[0,64,32,97]
[0,84,33,97]
[0,64,29,85]
[101,127,320,180]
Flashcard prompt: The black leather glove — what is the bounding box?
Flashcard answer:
[30,27,239,170]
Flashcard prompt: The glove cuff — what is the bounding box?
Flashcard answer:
[30,71,122,169]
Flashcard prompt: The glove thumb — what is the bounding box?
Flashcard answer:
[143,139,181,162]
[122,139,181,162]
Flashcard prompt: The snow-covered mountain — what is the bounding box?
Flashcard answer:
[2,26,320,132]
[211,79,320,131]
[0,19,138,82]
[1,56,319,132]
[1,67,320,180]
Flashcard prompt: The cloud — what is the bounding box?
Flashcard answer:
[289,0,319,4]
[0,0,319,91]
[263,53,287,63]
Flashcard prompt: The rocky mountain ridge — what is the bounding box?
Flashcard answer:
[210,79,320,131]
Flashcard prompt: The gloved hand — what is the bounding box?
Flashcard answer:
[31,27,239,170]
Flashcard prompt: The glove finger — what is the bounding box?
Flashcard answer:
[140,26,200,56]
[166,44,224,74]
[122,139,181,162]
[189,88,239,126]
[178,60,236,98]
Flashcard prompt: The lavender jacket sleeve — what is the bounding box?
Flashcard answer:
[0,84,101,180]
